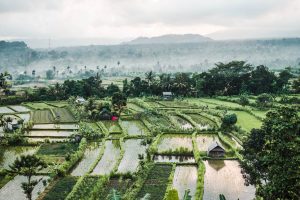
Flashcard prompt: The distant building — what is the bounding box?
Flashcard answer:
[162,92,173,100]
[99,108,113,120]
[75,97,86,104]
[207,141,226,157]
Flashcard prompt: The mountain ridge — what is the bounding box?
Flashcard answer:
[125,34,213,45]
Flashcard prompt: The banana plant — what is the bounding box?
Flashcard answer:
[183,189,192,200]
[108,189,121,200]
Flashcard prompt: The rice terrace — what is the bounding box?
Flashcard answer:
[1,1,300,200]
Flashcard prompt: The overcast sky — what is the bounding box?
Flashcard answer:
[0,0,299,48]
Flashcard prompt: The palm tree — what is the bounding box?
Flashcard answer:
[0,71,11,90]
[145,71,155,84]
[9,155,47,200]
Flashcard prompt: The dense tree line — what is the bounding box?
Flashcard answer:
[123,61,294,97]
[2,61,298,103]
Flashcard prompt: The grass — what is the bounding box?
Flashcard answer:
[43,177,77,200]
[37,143,79,156]
[99,178,133,199]
[232,111,263,132]
[251,110,268,119]
[24,102,54,110]
[137,164,173,200]
[199,98,243,109]
[45,101,68,108]
[52,108,76,123]
[0,174,14,189]
[67,176,99,199]
[32,109,54,123]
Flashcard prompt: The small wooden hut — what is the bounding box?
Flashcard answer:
[207,141,226,157]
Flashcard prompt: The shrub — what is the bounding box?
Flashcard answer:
[166,189,179,200]
[256,93,273,108]
[239,95,249,106]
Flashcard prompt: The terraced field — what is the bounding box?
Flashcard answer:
[232,111,262,132]
[0,97,263,200]
[52,108,76,123]
[157,134,193,154]
[92,140,121,175]
[32,109,55,124]
[117,139,147,173]
[137,164,173,200]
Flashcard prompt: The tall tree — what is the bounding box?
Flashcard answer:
[9,155,47,200]
[241,107,300,199]
[111,92,127,116]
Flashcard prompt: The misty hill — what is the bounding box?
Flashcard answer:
[1,38,300,73]
[0,41,35,68]
[126,34,213,44]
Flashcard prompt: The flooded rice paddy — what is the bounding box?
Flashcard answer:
[0,106,15,114]
[0,146,38,169]
[153,155,195,163]
[172,165,198,200]
[28,130,75,137]
[203,160,256,200]
[157,135,193,153]
[196,134,222,152]
[16,113,31,123]
[117,139,147,173]
[92,140,121,175]
[9,105,30,112]
[0,175,49,200]
[32,123,79,130]
[71,142,102,176]
[119,120,147,136]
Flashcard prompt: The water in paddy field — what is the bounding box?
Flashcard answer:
[157,135,193,153]
[117,139,147,173]
[203,160,256,200]
[0,175,49,200]
[196,134,222,152]
[31,123,78,130]
[71,142,102,176]
[0,146,38,169]
[119,120,146,136]
[172,165,198,200]
[92,140,121,175]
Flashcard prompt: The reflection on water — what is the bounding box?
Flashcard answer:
[119,120,145,136]
[154,155,195,163]
[157,135,193,153]
[71,142,102,176]
[203,160,256,200]
[117,139,147,173]
[172,166,198,200]
[0,146,38,169]
[207,160,226,171]
[0,175,49,200]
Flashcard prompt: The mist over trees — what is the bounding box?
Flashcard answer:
[1,38,300,73]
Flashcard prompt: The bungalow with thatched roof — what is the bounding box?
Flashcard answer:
[207,141,226,157]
